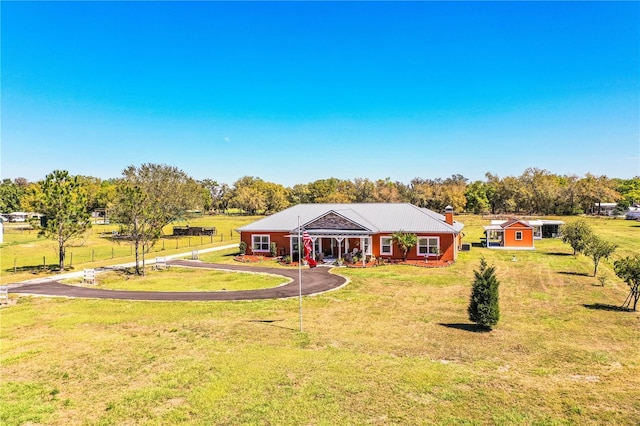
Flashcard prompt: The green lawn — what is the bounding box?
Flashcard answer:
[63,267,288,292]
[1,216,639,425]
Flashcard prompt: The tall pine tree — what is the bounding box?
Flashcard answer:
[468,257,500,329]
[33,170,91,271]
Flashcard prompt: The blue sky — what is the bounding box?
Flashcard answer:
[2,1,639,186]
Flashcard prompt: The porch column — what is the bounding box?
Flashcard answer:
[311,236,317,260]
[360,237,366,266]
[334,237,344,260]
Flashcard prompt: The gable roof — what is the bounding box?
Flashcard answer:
[500,219,532,229]
[490,219,563,227]
[237,203,464,234]
[304,211,372,232]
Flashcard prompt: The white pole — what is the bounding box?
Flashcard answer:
[298,216,303,332]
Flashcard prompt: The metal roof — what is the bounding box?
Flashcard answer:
[491,219,565,227]
[237,203,464,234]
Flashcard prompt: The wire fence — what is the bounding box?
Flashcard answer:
[5,231,239,274]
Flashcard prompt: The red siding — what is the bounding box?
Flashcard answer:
[240,232,290,256]
[503,223,534,248]
[241,231,460,261]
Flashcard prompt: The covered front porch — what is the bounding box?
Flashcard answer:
[482,225,504,248]
[288,231,373,265]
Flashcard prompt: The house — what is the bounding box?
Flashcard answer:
[483,218,564,250]
[7,212,30,222]
[592,203,618,216]
[490,219,564,240]
[237,203,465,263]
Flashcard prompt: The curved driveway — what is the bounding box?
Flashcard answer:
[8,260,347,301]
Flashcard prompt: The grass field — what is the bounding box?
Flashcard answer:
[62,267,288,292]
[1,215,639,425]
[0,215,260,284]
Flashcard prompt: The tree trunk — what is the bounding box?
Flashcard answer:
[141,242,146,276]
[133,218,141,275]
[59,244,65,272]
[58,228,65,272]
[134,239,141,275]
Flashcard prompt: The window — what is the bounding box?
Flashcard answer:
[380,236,393,255]
[515,231,523,241]
[417,237,440,256]
[252,235,270,252]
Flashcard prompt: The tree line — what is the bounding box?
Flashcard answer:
[3,164,640,298]
[2,167,639,217]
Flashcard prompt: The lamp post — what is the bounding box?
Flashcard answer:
[298,216,303,332]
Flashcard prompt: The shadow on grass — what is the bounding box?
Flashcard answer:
[582,303,635,312]
[545,252,574,256]
[4,264,66,274]
[558,271,590,277]
[438,323,492,333]
[248,319,298,331]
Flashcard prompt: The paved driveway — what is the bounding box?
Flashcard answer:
[8,260,347,301]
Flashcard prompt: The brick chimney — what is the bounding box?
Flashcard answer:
[444,205,454,225]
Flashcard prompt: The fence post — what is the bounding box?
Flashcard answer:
[112,247,114,259]
[43,256,46,271]
[130,245,132,255]
[92,249,95,263]
[200,236,203,245]
[176,240,179,249]
[163,240,165,250]
[210,234,213,243]
[70,252,73,266]
[14,258,17,274]
[189,237,191,247]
